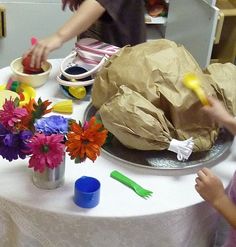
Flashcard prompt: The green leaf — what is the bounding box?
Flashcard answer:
[13,97,20,107]
[74,156,86,163]
[104,132,114,145]
[68,118,76,130]
[30,98,51,124]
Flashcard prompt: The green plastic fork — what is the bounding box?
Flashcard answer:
[110,170,153,199]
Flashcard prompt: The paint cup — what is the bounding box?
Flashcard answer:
[74,176,101,208]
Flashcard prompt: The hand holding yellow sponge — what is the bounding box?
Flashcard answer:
[182,73,209,106]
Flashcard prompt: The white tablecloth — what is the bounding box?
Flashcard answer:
[0,59,235,247]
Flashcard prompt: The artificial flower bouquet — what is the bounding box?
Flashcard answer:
[0,98,108,173]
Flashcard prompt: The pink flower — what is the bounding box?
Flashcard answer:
[83,121,89,130]
[0,99,27,129]
[28,133,65,173]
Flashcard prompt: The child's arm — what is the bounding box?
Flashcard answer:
[25,0,105,68]
[56,0,105,45]
[214,193,236,229]
[221,116,236,136]
[202,96,236,135]
[195,167,236,229]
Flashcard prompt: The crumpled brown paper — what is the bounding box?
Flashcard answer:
[206,63,236,116]
[92,39,178,109]
[92,39,234,152]
[99,85,174,151]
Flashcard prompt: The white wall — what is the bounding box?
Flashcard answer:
[0,1,76,68]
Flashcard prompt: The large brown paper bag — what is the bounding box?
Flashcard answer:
[92,39,219,152]
[206,63,236,116]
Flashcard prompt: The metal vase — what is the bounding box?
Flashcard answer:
[32,156,65,190]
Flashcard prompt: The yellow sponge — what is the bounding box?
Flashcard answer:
[68,86,86,99]
[52,100,73,114]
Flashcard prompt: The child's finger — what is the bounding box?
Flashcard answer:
[201,167,213,176]
[196,169,207,180]
[195,177,203,185]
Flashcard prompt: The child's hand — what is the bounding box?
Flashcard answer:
[195,167,226,207]
[201,96,232,125]
[62,0,79,11]
[22,53,43,74]
[23,34,63,69]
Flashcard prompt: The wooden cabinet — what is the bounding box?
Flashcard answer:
[146,0,221,69]
[211,0,236,63]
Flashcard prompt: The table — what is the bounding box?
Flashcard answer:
[0,59,235,247]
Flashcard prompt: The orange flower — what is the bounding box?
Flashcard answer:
[19,98,52,130]
[65,116,108,162]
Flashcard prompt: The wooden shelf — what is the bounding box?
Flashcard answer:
[216,0,236,16]
[212,0,236,63]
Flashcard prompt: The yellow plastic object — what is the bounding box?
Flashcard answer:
[52,100,73,114]
[182,73,209,105]
[0,82,36,106]
[68,86,86,99]
[19,83,36,106]
[0,90,19,109]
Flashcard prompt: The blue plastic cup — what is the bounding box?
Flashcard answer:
[74,176,101,208]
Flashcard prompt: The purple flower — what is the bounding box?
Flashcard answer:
[0,124,33,161]
[34,116,69,135]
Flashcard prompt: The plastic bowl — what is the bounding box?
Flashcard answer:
[10,57,52,88]
[59,66,92,100]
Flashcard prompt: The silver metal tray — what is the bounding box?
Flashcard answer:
[83,103,233,170]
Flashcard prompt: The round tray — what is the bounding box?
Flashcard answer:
[83,103,233,170]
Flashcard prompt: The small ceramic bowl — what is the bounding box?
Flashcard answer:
[10,57,52,88]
